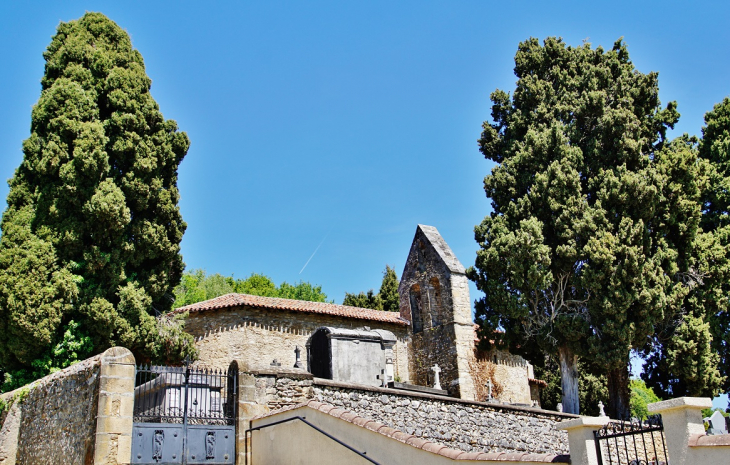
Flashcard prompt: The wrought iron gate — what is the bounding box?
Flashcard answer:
[594,415,669,465]
[132,364,237,464]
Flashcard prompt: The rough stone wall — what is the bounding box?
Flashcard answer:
[486,351,534,405]
[0,353,103,465]
[184,306,410,380]
[398,225,477,399]
[312,381,571,456]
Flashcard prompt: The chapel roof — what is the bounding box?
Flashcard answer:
[172,293,409,326]
[416,224,466,274]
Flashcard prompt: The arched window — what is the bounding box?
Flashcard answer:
[429,277,442,326]
[409,284,423,333]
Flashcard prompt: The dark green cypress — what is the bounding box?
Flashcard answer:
[0,13,194,380]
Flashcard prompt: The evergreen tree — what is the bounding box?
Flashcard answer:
[0,13,193,379]
[343,265,400,311]
[468,37,696,417]
[343,289,383,310]
[642,100,730,399]
[172,270,331,308]
[379,265,400,312]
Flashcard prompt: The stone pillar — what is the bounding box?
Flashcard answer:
[557,416,610,465]
[94,347,136,465]
[647,396,712,465]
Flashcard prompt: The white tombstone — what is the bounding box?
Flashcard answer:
[431,364,442,390]
[598,401,607,417]
[708,410,728,434]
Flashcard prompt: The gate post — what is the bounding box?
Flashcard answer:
[557,416,610,465]
[648,396,712,465]
[94,347,136,465]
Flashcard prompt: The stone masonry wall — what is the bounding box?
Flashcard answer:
[185,306,411,382]
[0,353,103,465]
[312,380,572,456]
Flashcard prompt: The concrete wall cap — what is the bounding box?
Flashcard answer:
[556,416,611,430]
[648,396,712,413]
[246,367,314,379]
[101,346,135,365]
[688,433,730,447]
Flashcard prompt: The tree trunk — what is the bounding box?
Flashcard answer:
[558,345,580,414]
[607,364,631,419]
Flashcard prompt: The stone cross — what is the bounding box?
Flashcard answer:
[485,379,493,400]
[294,346,302,368]
[431,364,442,390]
[376,369,388,388]
[598,401,606,417]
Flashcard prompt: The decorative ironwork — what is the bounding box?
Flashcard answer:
[132,363,236,464]
[594,415,669,465]
[133,364,236,426]
[206,431,216,459]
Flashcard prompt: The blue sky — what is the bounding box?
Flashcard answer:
[1,1,728,408]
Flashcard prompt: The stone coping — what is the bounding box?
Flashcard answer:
[244,366,314,379]
[253,400,571,463]
[313,377,579,420]
[688,433,730,447]
[556,416,611,431]
[648,397,712,413]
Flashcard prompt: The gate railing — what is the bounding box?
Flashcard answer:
[134,364,236,426]
[593,415,668,465]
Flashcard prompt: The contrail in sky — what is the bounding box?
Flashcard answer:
[299,231,330,274]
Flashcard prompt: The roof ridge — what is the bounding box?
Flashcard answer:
[171,293,408,326]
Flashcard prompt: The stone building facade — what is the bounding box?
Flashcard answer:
[177,224,542,405]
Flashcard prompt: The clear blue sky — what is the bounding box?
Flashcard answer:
[1,1,728,408]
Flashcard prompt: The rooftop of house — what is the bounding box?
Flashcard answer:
[172,293,409,326]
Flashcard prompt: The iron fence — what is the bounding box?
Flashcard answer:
[133,364,236,426]
[594,415,668,465]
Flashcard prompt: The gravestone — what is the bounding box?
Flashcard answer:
[708,410,728,434]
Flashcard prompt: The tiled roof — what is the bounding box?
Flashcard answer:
[255,400,570,463]
[172,293,408,326]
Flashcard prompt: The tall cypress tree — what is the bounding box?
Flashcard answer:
[379,265,400,312]
[468,37,696,417]
[0,13,193,379]
[642,100,730,399]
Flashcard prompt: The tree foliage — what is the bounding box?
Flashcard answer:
[342,265,400,311]
[629,379,661,420]
[0,13,194,382]
[642,99,730,399]
[468,37,696,417]
[172,269,331,308]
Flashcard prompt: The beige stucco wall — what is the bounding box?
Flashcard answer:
[251,405,551,464]
[185,306,410,382]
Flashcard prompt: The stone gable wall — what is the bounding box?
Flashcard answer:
[0,353,102,465]
[398,227,478,400]
[185,306,411,382]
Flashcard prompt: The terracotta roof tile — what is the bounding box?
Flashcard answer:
[172,293,408,326]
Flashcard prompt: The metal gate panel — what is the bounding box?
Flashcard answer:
[132,364,236,465]
[132,423,184,464]
[186,425,235,464]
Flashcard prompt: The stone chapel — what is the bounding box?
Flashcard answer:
[176,224,544,405]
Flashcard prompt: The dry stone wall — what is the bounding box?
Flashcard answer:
[0,353,102,465]
[312,380,572,456]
